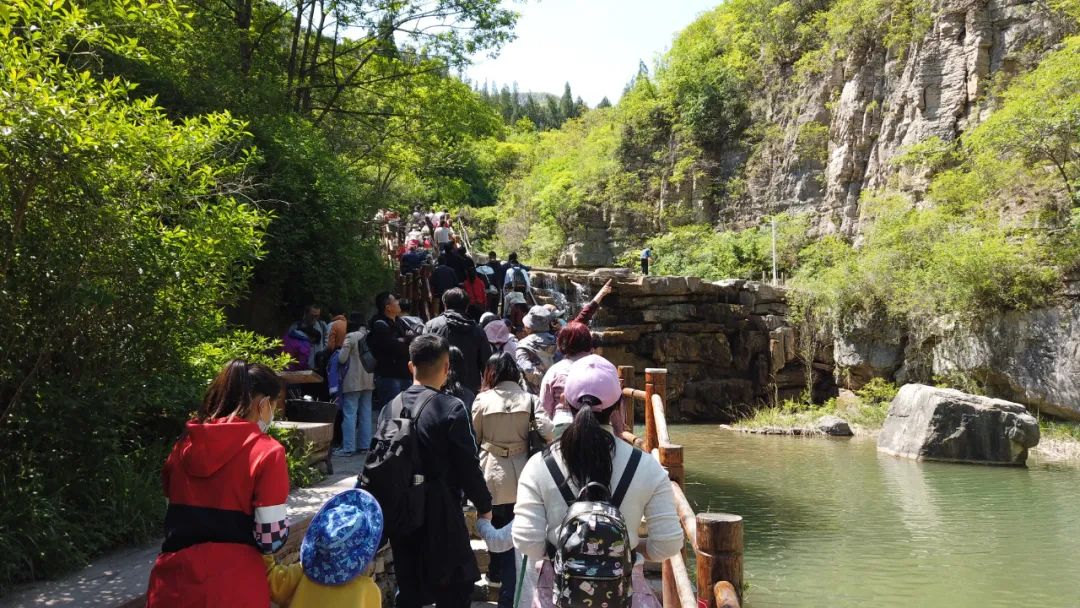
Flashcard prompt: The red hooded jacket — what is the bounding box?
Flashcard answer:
[146,419,289,607]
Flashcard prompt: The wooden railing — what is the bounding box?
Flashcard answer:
[617,366,744,608]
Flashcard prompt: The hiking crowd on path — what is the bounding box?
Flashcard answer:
[146,227,684,606]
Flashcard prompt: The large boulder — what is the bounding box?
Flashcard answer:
[877,384,1040,466]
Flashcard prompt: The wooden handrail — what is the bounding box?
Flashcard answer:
[652,393,671,446]
[671,481,697,548]
[666,550,698,608]
[617,365,742,608]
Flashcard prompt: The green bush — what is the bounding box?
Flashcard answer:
[640,214,810,280]
[855,378,899,405]
[266,425,326,489]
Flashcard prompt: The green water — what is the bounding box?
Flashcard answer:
[671,427,1080,608]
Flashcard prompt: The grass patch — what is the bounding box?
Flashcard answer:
[1040,419,1080,442]
[735,379,897,434]
[1034,418,1080,460]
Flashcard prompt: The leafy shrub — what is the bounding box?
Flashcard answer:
[793,191,1064,325]
[856,378,899,405]
[0,0,283,591]
[266,425,326,489]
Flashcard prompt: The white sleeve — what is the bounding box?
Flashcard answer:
[642,469,684,561]
[512,456,550,560]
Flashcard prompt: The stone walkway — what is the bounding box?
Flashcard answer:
[0,455,367,608]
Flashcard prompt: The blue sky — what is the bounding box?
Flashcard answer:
[465,0,720,106]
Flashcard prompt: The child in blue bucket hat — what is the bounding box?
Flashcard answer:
[265,488,384,607]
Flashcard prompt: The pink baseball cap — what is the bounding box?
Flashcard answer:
[563,354,622,411]
[484,319,510,345]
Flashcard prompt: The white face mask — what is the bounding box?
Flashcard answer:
[257,398,273,433]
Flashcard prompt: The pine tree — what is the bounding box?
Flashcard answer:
[547,95,561,126]
[523,95,542,127]
[560,82,575,120]
[597,96,612,109]
[574,95,587,116]
[499,85,513,122]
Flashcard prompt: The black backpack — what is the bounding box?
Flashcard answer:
[510,265,528,289]
[358,390,438,541]
[355,329,376,373]
[544,448,643,608]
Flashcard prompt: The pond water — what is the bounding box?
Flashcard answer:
[670,426,1080,608]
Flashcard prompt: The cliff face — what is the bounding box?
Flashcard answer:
[737,0,1064,235]
[557,1,1067,259]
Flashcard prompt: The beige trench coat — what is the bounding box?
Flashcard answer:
[472,381,554,506]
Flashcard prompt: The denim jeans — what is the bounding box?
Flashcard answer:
[340,390,374,453]
[374,376,410,412]
[492,503,516,608]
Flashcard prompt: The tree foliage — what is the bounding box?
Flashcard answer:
[0,0,517,589]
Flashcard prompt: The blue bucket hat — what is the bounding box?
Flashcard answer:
[300,489,383,586]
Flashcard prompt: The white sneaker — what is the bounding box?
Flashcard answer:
[480,574,501,589]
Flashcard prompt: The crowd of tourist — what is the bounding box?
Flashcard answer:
[145,220,683,607]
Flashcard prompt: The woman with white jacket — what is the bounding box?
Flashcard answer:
[512,354,683,607]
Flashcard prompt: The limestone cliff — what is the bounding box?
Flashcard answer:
[558,0,1070,258]
[739,0,1068,235]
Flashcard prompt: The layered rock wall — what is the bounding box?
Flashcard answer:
[836,276,1080,420]
[530,270,836,421]
[730,0,1063,235]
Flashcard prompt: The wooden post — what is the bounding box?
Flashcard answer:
[643,373,656,454]
[644,368,666,453]
[618,365,635,434]
[659,444,684,487]
[696,513,744,607]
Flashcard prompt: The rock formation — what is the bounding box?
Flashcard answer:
[877,384,1040,465]
[529,270,837,421]
[834,276,1080,420]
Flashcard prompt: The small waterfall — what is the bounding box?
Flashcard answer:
[529,270,595,319]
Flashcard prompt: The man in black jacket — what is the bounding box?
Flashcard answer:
[389,334,493,608]
[369,291,414,411]
[423,288,491,394]
[430,255,460,304]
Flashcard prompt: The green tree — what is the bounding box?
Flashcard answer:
[968,37,1080,205]
[560,82,577,120]
[0,0,280,587]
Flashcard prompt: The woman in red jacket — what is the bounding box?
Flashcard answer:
[146,360,290,607]
[462,265,489,319]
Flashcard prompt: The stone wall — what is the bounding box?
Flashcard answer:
[530,269,836,421]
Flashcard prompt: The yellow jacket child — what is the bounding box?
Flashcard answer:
[265,489,383,608]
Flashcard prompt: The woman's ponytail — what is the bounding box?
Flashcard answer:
[198,360,283,422]
[559,403,615,492]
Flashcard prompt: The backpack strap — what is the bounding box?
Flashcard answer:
[399,388,439,421]
[543,449,576,507]
[611,448,643,508]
